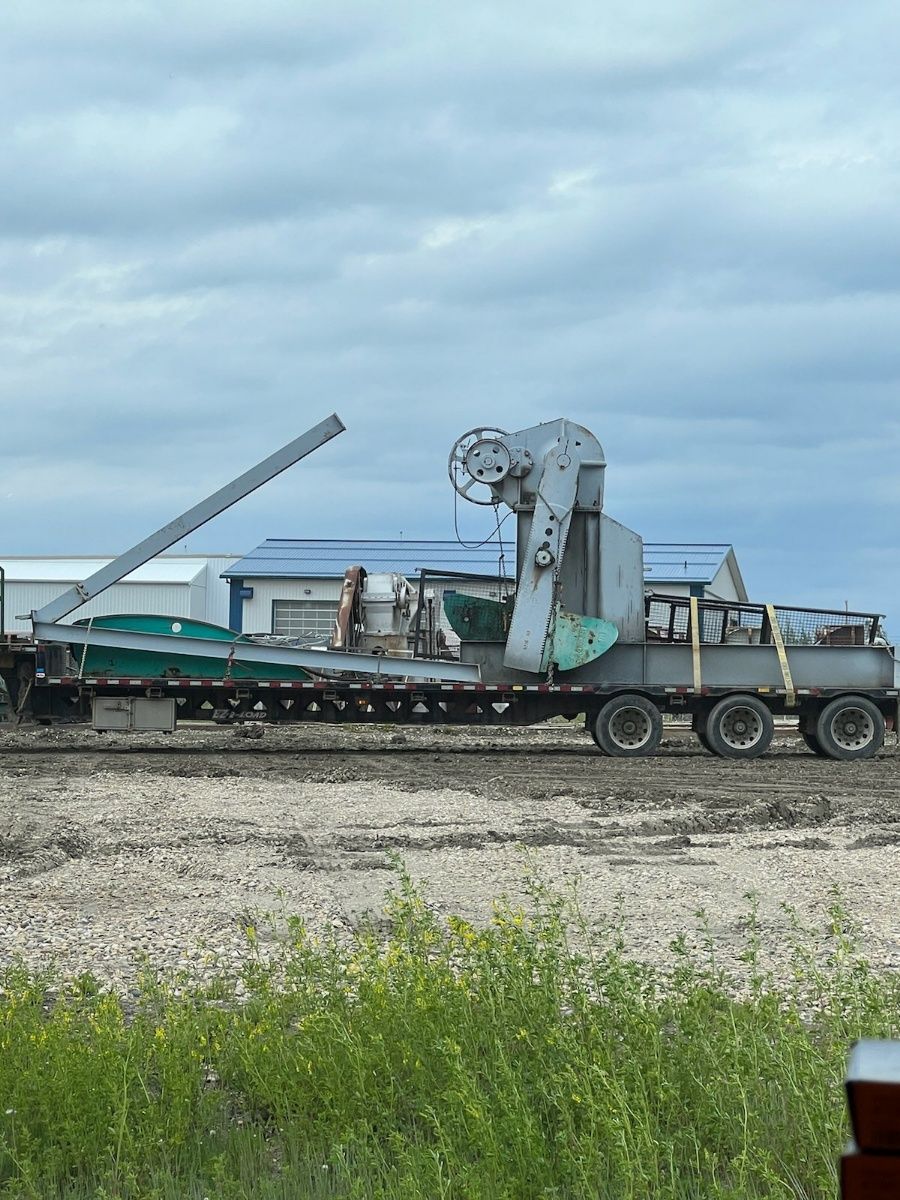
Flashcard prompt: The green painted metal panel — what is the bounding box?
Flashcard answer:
[443,591,618,675]
[70,614,311,680]
[543,608,619,672]
[442,592,513,642]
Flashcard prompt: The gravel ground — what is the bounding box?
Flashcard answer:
[1,721,899,988]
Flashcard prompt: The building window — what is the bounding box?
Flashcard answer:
[272,600,336,640]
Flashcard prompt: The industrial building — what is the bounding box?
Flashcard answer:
[0,556,237,634]
[642,544,747,602]
[1,543,747,640]
[222,540,748,638]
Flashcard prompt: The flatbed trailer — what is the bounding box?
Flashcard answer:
[29,671,900,726]
[4,413,899,761]
[21,663,898,761]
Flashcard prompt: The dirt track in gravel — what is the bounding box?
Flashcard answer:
[1,722,899,985]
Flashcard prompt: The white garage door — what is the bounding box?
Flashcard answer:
[272,600,336,639]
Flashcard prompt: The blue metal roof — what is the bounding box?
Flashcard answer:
[224,539,735,586]
[642,544,732,584]
[223,539,511,579]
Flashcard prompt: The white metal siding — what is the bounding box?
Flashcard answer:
[0,556,237,633]
[240,579,342,635]
[203,557,239,627]
[645,582,691,598]
[710,563,741,603]
[645,574,741,602]
[189,580,206,621]
[1,582,194,632]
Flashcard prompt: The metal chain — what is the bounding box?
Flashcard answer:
[493,500,510,601]
[77,616,94,680]
[13,678,33,726]
[545,569,563,687]
[543,498,575,686]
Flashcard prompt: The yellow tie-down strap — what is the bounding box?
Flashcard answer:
[765,603,797,707]
[689,596,702,693]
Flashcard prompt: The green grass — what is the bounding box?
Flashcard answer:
[0,871,897,1199]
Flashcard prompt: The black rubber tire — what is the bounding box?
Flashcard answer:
[592,694,662,758]
[800,730,828,757]
[814,696,884,761]
[587,718,609,755]
[695,727,714,754]
[703,694,774,759]
[692,714,713,754]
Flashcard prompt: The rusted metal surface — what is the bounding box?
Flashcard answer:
[331,566,366,650]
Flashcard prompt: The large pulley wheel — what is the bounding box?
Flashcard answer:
[448,427,510,506]
[814,696,884,761]
[592,694,662,758]
[702,695,774,759]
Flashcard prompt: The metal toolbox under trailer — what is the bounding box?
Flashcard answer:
[91,697,176,733]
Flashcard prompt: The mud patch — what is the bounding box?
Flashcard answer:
[641,836,693,855]
[849,828,900,850]
[330,822,597,854]
[749,836,832,850]
[1,723,899,985]
[0,819,90,878]
[764,795,833,827]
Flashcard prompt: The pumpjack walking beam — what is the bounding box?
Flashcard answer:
[33,414,347,626]
[30,413,482,684]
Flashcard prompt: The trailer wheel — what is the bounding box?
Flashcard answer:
[814,696,884,761]
[703,695,774,759]
[587,718,609,755]
[800,730,828,757]
[691,714,713,754]
[592,694,662,757]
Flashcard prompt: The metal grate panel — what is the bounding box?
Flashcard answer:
[646,594,882,647]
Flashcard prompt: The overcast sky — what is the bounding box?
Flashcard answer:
[2,1,899,631]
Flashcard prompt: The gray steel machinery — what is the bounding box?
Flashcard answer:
[6,414,899,760]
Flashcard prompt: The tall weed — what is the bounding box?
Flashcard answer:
[0,871,897,1199]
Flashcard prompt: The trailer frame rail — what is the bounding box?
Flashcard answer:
[27,674,900,730]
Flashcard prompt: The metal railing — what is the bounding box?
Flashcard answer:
[408,573,884,653]
[646,593,883,647]
[411,570,513,657]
